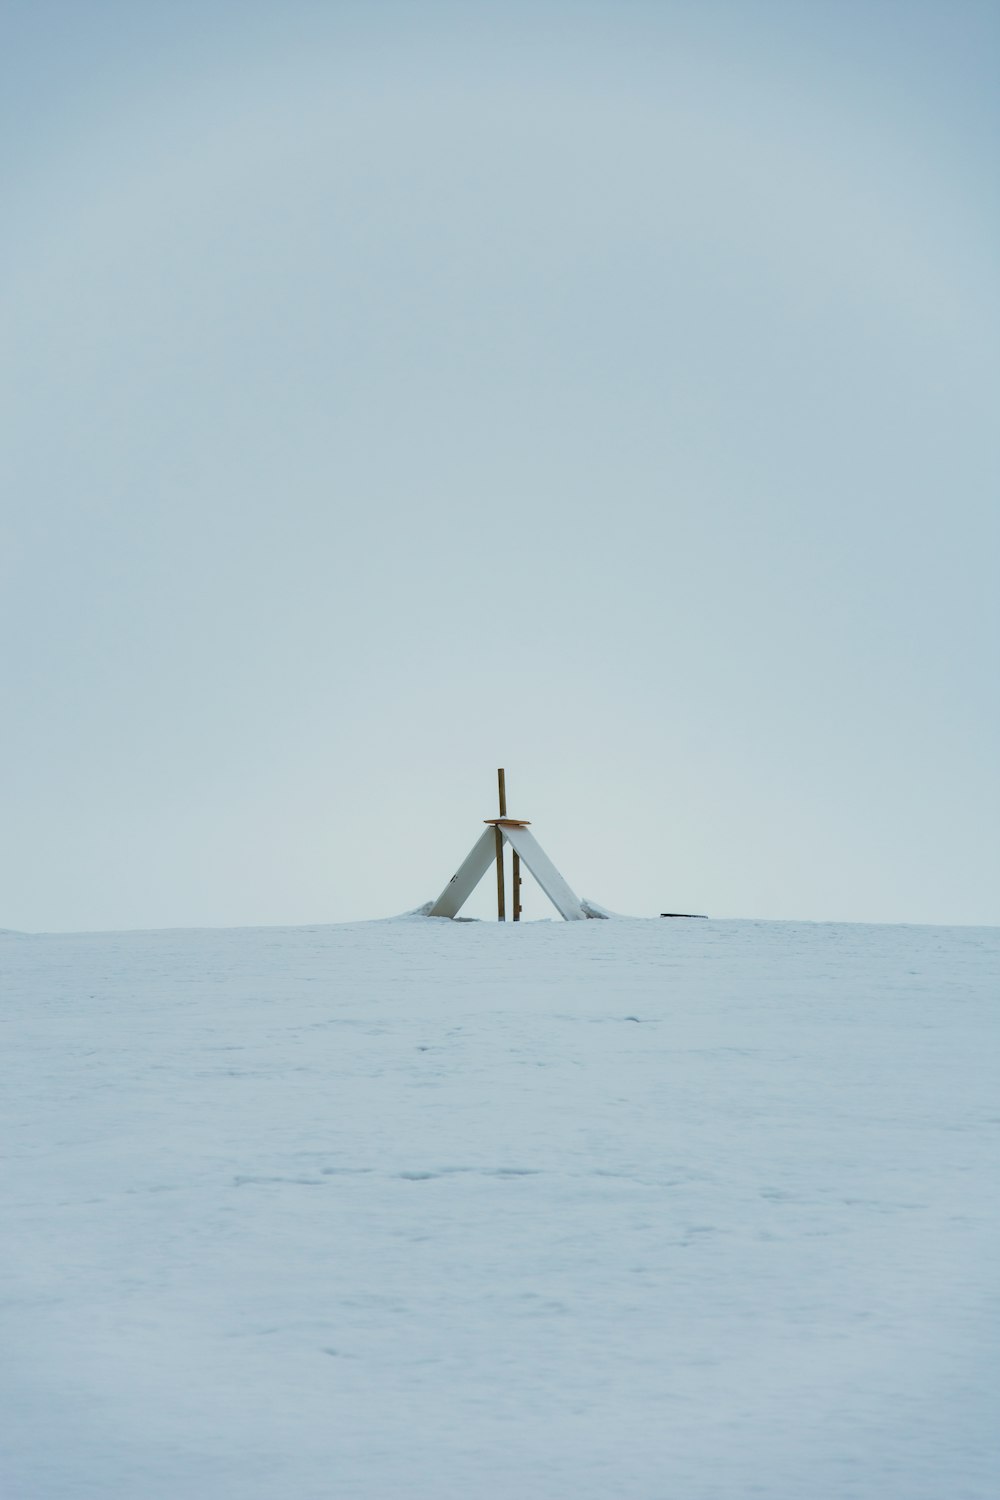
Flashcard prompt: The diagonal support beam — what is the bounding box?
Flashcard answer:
[428,827,499,918]
[499,825,588,921]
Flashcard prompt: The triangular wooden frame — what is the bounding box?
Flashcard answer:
[428,822,589,921]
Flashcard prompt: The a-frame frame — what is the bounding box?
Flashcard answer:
[428,771,592,921]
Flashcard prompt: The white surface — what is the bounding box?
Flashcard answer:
[3,917,998,1499]
[500,824,588,921]
[427,827,499,919]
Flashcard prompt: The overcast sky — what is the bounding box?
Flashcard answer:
[3,0,997,931]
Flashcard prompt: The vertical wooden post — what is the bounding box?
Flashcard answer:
[495,768,506,921]
[512,850,521,921]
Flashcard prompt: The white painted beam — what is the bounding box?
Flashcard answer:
[427,827,498,918]
[500,825,588,921]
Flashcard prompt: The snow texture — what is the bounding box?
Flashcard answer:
[2,916,998,1499]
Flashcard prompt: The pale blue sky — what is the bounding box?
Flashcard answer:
[3,0,997,929]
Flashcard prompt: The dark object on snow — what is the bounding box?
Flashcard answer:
[660,912,707,918]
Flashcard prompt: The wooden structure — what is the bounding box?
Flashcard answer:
[428,770,590,922]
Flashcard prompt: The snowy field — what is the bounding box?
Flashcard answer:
[2,915,998,1500]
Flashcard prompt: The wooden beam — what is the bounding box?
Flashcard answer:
[495,768,506,921]
[428,829,498,918]
[500,824,588,921]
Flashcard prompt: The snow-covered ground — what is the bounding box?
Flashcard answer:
[2,915,998,1499]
